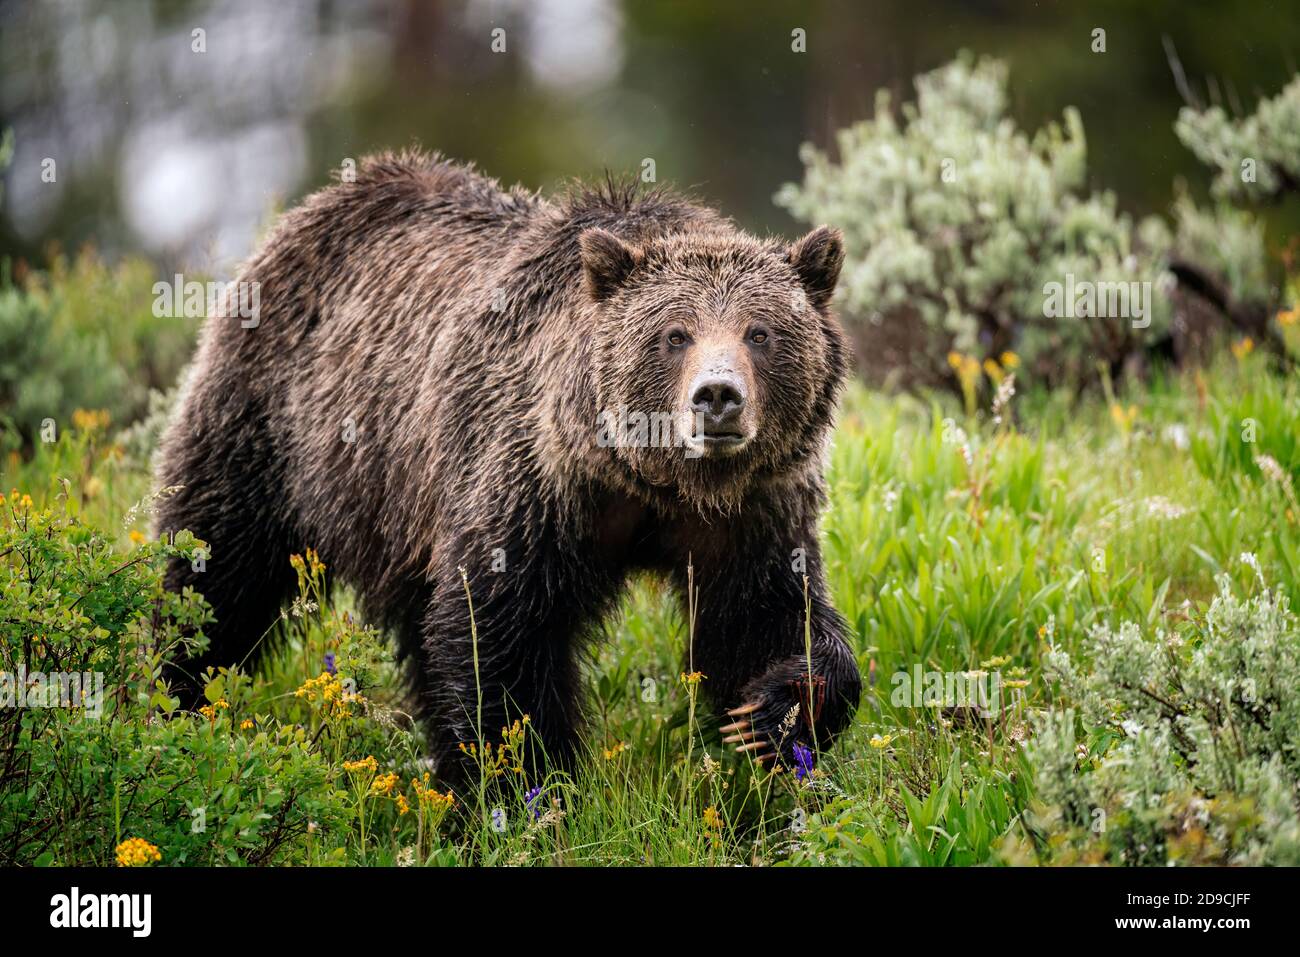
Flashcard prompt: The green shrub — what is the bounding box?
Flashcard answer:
[0,480,427,866]
[1025,573,1300,865]
[1176,74,1300,203]
[0,251,198,444]
[0,283,128,440]
[775,53,1270,391]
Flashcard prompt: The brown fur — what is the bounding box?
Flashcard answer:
[156,150,861,789]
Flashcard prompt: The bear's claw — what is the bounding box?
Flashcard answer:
[723,699,786,766]
[721,702,773,760]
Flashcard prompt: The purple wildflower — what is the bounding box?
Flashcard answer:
[792,743,815,781]
[323,652,337,676]
[525,785,543,820]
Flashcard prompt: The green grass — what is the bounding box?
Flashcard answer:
[4,347,1298,866]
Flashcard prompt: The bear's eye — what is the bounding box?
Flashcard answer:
[666,330,688,348]
[749,329,769,345]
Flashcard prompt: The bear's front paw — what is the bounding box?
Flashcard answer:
[719,655,858,770]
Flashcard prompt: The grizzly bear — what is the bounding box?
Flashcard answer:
[156,150,861,790]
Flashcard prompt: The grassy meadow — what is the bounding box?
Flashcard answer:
[4,252,1299,866]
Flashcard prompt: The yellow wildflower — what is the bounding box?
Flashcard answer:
[295,672,351,715]
[71,408,111,433]
[948,351,982,415]
[1109,403,1138,430]
[410,773,455,816]
[457,718,532,777]
[115,837,161,867]
[343,755,379,776]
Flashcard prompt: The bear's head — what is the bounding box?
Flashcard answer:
[580,224,848,512]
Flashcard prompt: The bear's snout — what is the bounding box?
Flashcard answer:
[690,373,746,428]
[685,366,751,455]
[679,338,758,455]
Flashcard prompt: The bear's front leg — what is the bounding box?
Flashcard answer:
[415,534,622,798]
[689,522,861,770]
[418,571,584,796]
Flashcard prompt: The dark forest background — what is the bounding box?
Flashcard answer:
[3,0,1300,275]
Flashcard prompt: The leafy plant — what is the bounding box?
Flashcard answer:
[0,251,198,445]
[1026,573,1300,865]
[1176,74,1300,203]
[776,53,1271,390]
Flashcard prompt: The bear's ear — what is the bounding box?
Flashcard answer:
[579,227,643,303]
[785,225,844,309]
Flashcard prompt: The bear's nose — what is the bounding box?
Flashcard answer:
[690,375,746,426]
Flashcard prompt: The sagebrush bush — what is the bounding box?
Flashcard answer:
[1176,74,1300,203]
[776,53,1270,391]
[1026,573,1300,865]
